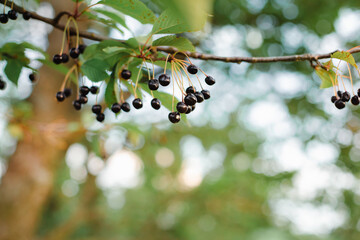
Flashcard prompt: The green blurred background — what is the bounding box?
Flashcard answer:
[1,0,360,239]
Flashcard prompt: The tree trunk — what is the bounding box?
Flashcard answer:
[0,1,84,239]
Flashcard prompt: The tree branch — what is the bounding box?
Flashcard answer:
[1,0,360,64]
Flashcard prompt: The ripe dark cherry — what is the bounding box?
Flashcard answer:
[191,105,196,111]
[132,98,143,109]
[78,44,87,54]
[168,112,181,124]
[56,91,65,102]
[8,10,17,20]
[111,103,121,113]
[337,91,343,99]
[358,88,360,97]
[201,89,211,100]
[92,104,102,114]
[151,98,161,110]
[121,102,131,112]
[176,102,188,114]
[0,80,6,90]
[148,79,160,91]
[80,86,90,96]
[341,91,351,102]
[184,93,197,106]
[22,11,31,20]
[69,48,80,59]
[159,74,171,86]
[194,92,204,103]
[61,53,69,63]
[331,96,338,103]
[121,70,132,80]
[64,88,72,97]
[96,113,105,122]
[185,106,192,114]
[90,86,99,94]
[79,95,88,104]
[73,100,82,110]
[53,54,62,64]
[205,76,216,86]
[351,96,360,106]
[0,14,8,24]
[187,64,198,75]
[186,86,196,94]
[335,99,345,109]
[29,73,36,82]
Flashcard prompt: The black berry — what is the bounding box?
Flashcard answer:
[0,80,6,90]
[205,76,216,86]
[148,79,159,91]
[96,113,105,122]
[8,10,17,20]
[187,64,198,74]
[191,105,196,111]
[69,48,80,59]
[29,73,36,82]
[0,14,8,24]
[184,93,197,106]
[159,74,171,86]
[132,98,143,109]
[80,86,90,96]
[185,105,192,114]
[168,112,181,124]
[194,92,204,103]
[358,88,360,97]
[176,102,188,114]
[151,98,161,110]
[53,54,62,64]
[121,102,131,112]
[341,91,351,102]
[64,88,72,97]
[337,91,343,99]
[90,86,98,94]
[111,103,121,113]
[331,96,338,103]
[186,86,196,94]
[78,44,87,54]
[92,104,102,114]
[61,53,69,63]
[73,100,82,110]
[22,11,31,20]
[335,99,345,109]
[56,91,65,102]
[201,89,211,100]
[351,96,360,105]
[121,70,132,80]
[79,95,88,104]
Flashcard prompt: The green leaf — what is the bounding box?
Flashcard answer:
[315,66,336,89]
[153,35,195,52]
[92,8,129,30]
[4,59,23,85]
[158,0,213,33]
[331,51,358,69]
[152,8,207,34]
[105,73,117,108]
[100,0,156,24]
[81,59,110,82]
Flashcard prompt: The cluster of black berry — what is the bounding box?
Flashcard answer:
[331,90,360,109]
[110,70,134,115]
[168,64,214,123]
[0,9,31,24]
[53,44,86,64]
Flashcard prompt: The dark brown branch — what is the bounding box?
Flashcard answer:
[1,0,360,64]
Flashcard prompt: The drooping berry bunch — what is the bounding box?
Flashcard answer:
[331,89,360,109]
[52,17,86,65]
[0,3,31,24]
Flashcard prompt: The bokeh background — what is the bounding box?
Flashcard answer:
[1,0,360,239]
